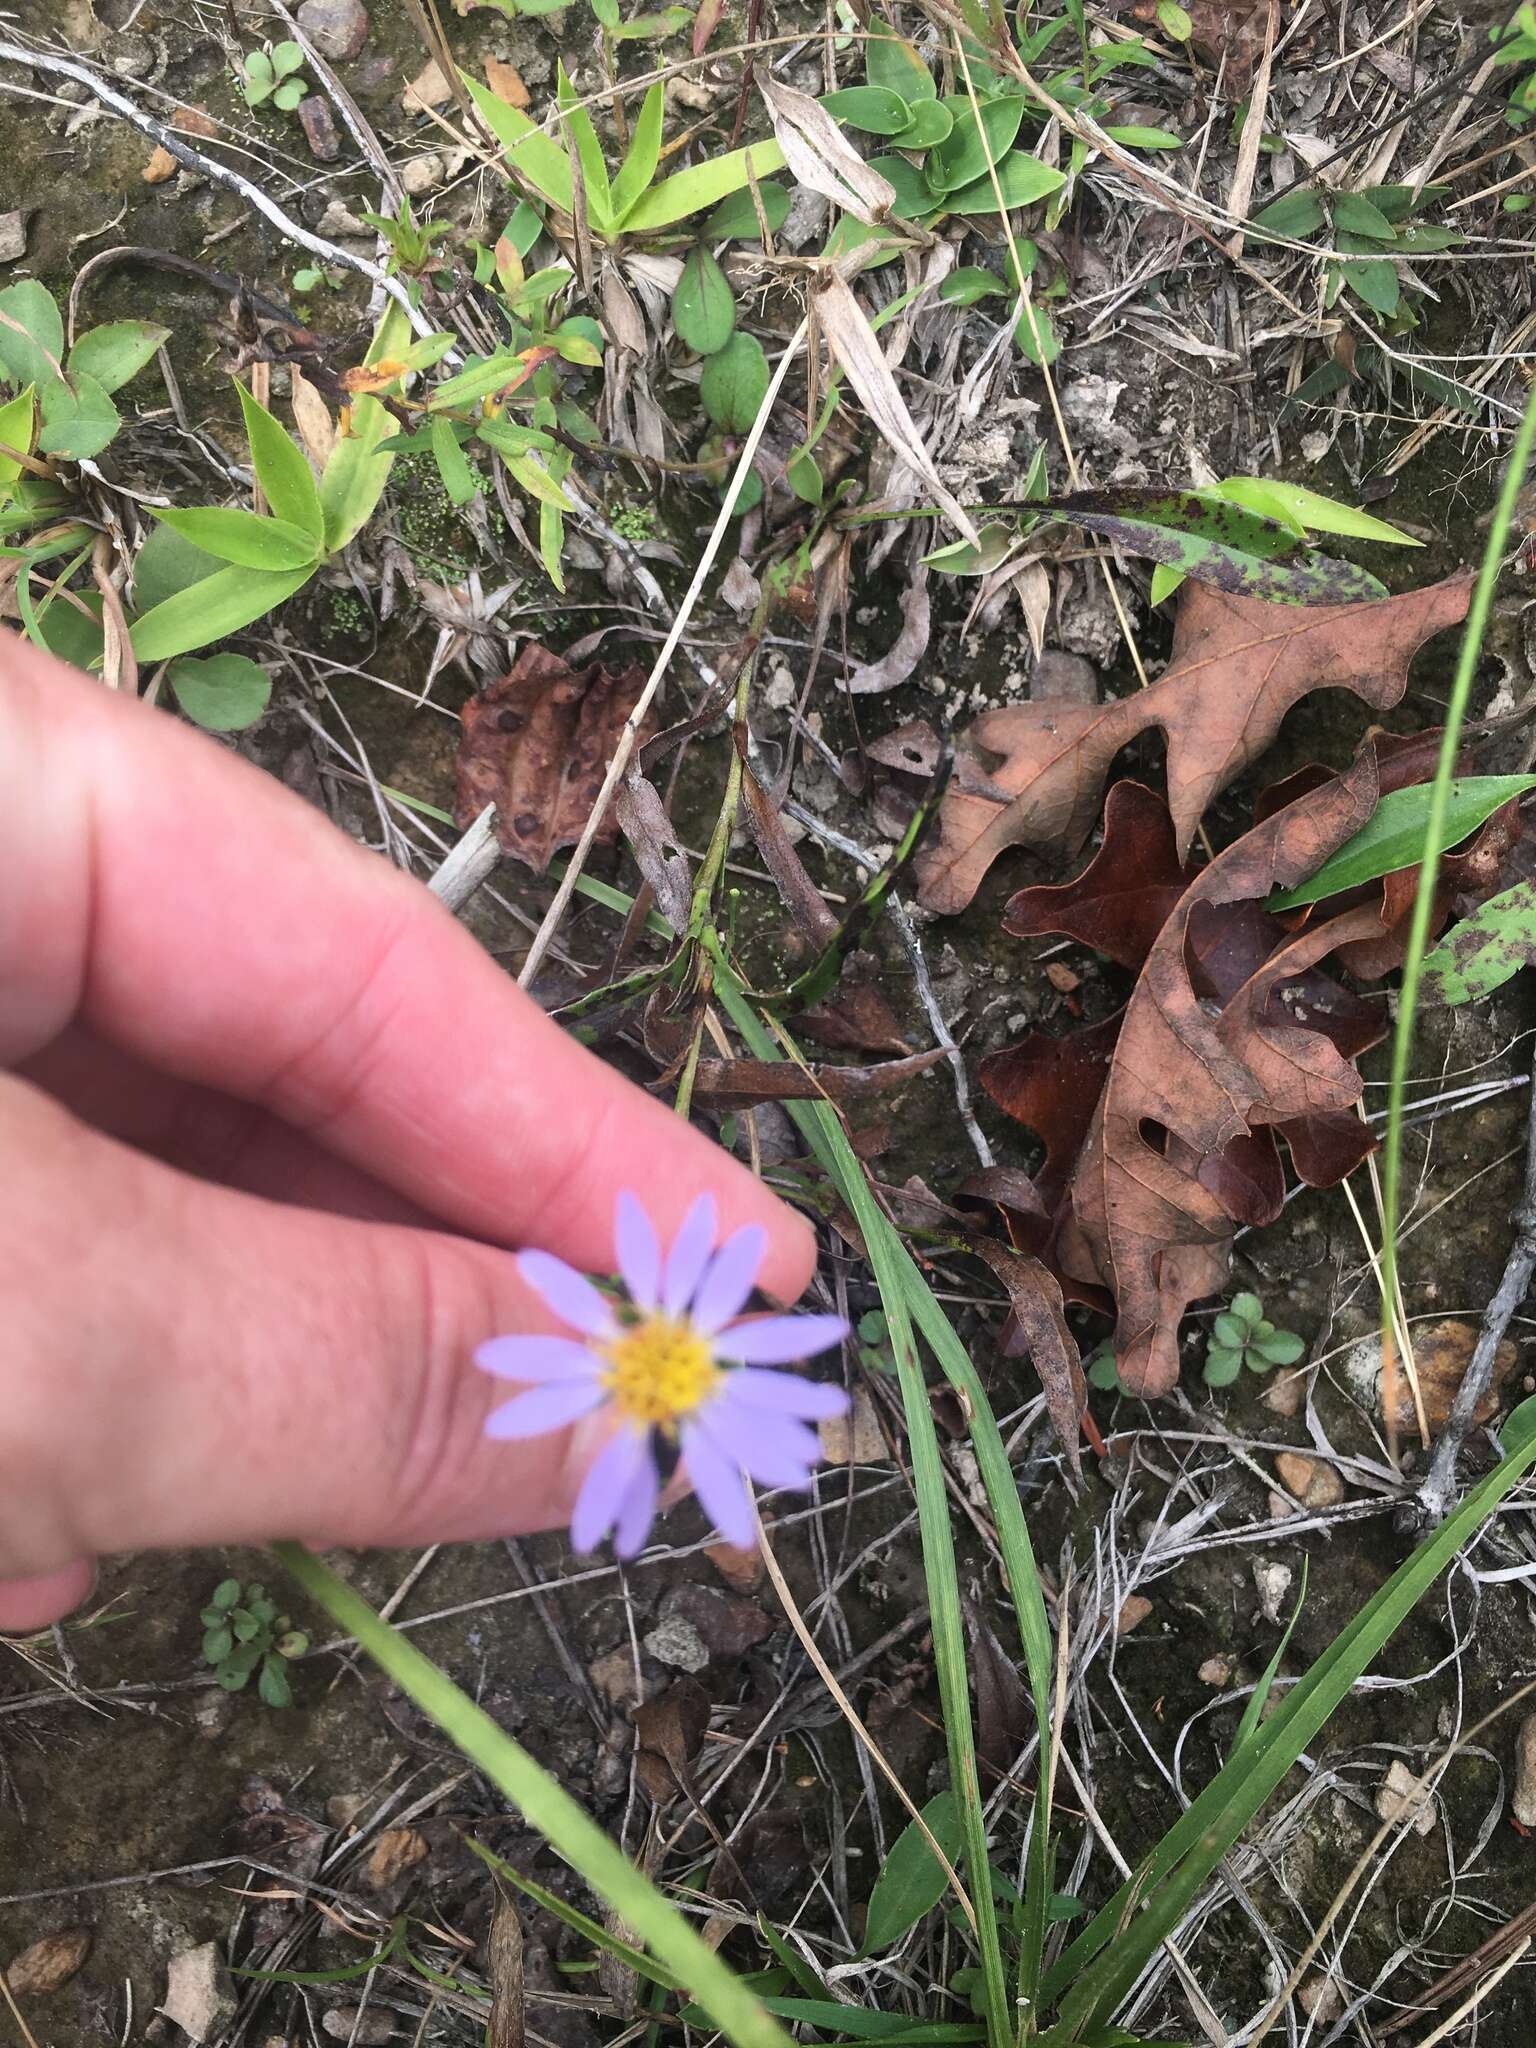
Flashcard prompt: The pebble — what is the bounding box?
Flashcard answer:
[1116,1594,1153,1635]
[0,209,29,261]
[400,152,446,196]
[322,2012,395,2043]
[1253,1560,1293,1625]
[1274,1451,1344,1510]
[642,1616,709,1673]
[318,197,371,238]
[296,0,370,61]
[1376,1759,1436,1837]
[1512,1712,1536,1826]
[298,95,340,162]
[162,1944,238,2043]
[1198,1655,1234,1686]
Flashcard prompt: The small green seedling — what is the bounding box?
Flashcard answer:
[242,41,309,113]
[200,1577,308,1707]
[1204,1292,1304,1387]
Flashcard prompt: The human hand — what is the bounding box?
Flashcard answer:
[0,635,814,1630]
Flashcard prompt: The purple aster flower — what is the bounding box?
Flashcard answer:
[475,1193,850,1558]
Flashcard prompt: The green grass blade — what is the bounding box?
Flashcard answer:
[273,1544,794,2048]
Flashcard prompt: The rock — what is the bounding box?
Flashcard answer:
[161,1943,237,2042]
[402,58,453,112]
[296,0,370,61]
[400,152,446,197]
[322,2011,395,2042]
[642,1615,709,1674]
[1274,1451,1344,1510]
[590,1645,649,1710]
[1261,1370,1305,1417]
[719,557,760,618]
[350,54,396,97]
[705,1540,764,1592]
[1115,1594,1153,1635]
[0,210,29,262]
[1376,1759,1435,1837]
[820,1385,885,1465]
[1512,1712,1536,1826]
[1253,1560,1293,1625]
[193,1689,234,1740]
[1198,1655,1234,1686]
[363,1827,428,1891]
[172,106,219,140]
[1298,1975,1343,2023]
[143,143,177,183]
[326,1792,367,1829]
[318,198,371,238]
[1032,649,1098,703]
[665,1583,775,1660]
[5,1930,91,1995]
[298,96,340,162]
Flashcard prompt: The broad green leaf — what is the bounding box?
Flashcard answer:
[891,100,953,148]
[1251,1330,1305,1364]
[463,73,575,214]
[1013,299,1060,365]
[430,414,478,505]
[514,264,575,308]
[552,317,603,365]
[67,320,171,393]
[257,1656,292,1709]
[1340,255,1400,315]
[863,153,933,220]
[505,451,576,514]
[431,346,548,406]
[1251,190,1326,238]
[1203,1348,1241,1386]
[622,139,786,233]
[821,85,913,135]
[1213,1312,1248,1347]
[1267,776,1536,909]
[0,385,36,490]
[699,331,771,431]
[1231,1291,1264,1323]
[0,279,64,387]
[610,81,664,223]
[1396,222,1465,252]
[928,97,1028,194]
[1333,191,1397,241]
[37,373,119,459]
[939,266,1008,306]
[866,20,938,101]
[613,7,693,37]
[475,418,556,457]
[557,61,612,228]
[1216,475,1421,546]
[236,382,323,539]
[922,523,1017,574]
[504,198,545,257]
[133,522,223,611]
[1422,879,1536,1006]
[946,155,1067,215]
[704,181,791,240]
[31,590,105,670]
[154,505,320,570]
[1149,561,1184,605]
[321,300,413,553]
[723,463,763,516]
[786,447,823,504]
[203,1625,233,1663]
[1158,0,1193,37]
[863,1792,965,1952]
[672,244,735,353]
[130,561,315,662]
[271,39,305,76]
[169,652,273,731]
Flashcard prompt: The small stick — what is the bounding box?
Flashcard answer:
[1412,1058,1536,1527]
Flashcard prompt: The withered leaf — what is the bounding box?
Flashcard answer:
[970,1237,1085,1476]
[978,1010,1121,1211]
[487,1888,526,2048]
[1002,780,1196,971]
[967,1608,1034,1779]
[456,644,654,873]
[634,1677,710,1804]
[5,1930,91,1996]
[686,1046,944,1108]
[365,1826,429,1892]
[915,573,1471,914]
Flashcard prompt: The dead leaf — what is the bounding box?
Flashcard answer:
[968,1607,1033,1776]
[915,573,1472,914]
[290,364,336,476]
[693,0,727,54]
[143,144,177,183]
[173,105,219,139]
[758,77,897,226]
[487,1888,525,2048]
[1116,1594,1153,1634]
[365,1826,429,1890]
[1377,1319,1520,1433]
[978,1010,1121,1214]
[1376,1758,1435,1836]
[685,1046,945,1108]
[1003,780,1196,971]
[456,644,654,873]
[796,969,912,1057]
[5,1930,91,1996]
[403,57,454,111]
[634,1677,710,1802]
[706,1541,764,1591]
[820,1383,887,1464]
[843,567,930,693]
[741,764,838,946]
[970,1238,1085,1475]
[484,56,530,109]
[616,773,693,933]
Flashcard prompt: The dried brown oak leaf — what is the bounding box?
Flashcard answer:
[456,644,653,873]
[1064,754,1390,1397]
[914,573,1472,915]
[1002,778,1196,970]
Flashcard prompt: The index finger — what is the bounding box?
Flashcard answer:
[1,636,815,1301]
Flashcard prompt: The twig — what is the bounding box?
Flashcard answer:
[1411,1061,1536,1526]
[886,896,992,1171]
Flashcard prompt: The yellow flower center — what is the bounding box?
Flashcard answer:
[600,1315,721,1429]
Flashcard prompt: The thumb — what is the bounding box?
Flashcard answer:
[0,1076,640,1602]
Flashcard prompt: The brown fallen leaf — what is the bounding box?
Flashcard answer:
[970,1237,1085,1476]
[456,644,654,873]
[1065,754,1390,1395]
[484,56,530,110]
[173,105,220,139]
[1116,1594,1153,1635]
[968,1606,1034,1776]
[915,573,1472,914]
[685,1046,944,1109]
[1378,1319,1520,1434]
[978,1010,1121,1213]
[634,1677,710,1803]
[5,1930,91,1996]
[365,1826,429,1891]
[1002,779,1196,971]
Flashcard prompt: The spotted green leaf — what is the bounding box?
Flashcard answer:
[1422,879,1536,1006]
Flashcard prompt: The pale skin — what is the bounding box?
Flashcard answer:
[0,634,815,1632]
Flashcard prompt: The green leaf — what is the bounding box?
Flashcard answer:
[0,279,65,388]
[1013,300,1060,366]
[891,100,953,148]
[133,521,224,615]
[1104,125,1185,149]
[613,7,693,37]
[557,61,612,228]
[1230,1292,1264,1324]
[723,463,763,516]
[475,418,556,457]
[258,1655,292,1708]
[1216,475,1421,547]
[463,72,575,214]
[37,373,120,460]
[1213,1312,1248,1347]
[320,301,413,553]
[232,1612,261,1642]
[704,181,791,240]
[276,1630,309,1657]
[1252,190,1326,238]
[939,266,1008,306]
[216,1662,252,1690]
[922,522,1017,574]
[504,198,545,257]
[1268,776,1536,909]
[1157,0,1193,38]
[928,98,1029,194]
[430,414,478,506]
[1250,1330,1305,1365]
[431,347,545,408]
[130,562,315,662]
[786,447,823,504]
[169,651,273,731]
[1422,878,1536,1006]
[236,382,323,539]
[552,317,603,365]
[1149,561,1184,605]
[154,505,319,570]
[866,20,938,101]
[946,154,1067,215]
[1203,1348,1242,1386]
[202,1625,234,1663]
[1333,191,1398,241]
[273,78,307,111]
[672,244,736,354]
[699,331,771,431]
[243,50,274,98]
[623,139,787,233]
[610,81,664,223]
[0,385,36,495]
[1340,255,1400,316]
[1086,1351,1120,1390]
[271,39,305,76]
[821,85,913,135]
[505,451,576,514]
[66,320,170,394]
[212,1577,242,1609]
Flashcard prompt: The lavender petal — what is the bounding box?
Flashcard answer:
[571,1427,649,1553]
[485,1378,608,1441]
[474,1335,604,1384]
[662,1193,717,1317]
[720,1366,850,1420]
[700,1398,822,1488]
[516,1250,617,1338]
[614,1191,661,1311]
[681,1419,756,1548]
[613,1452,661,1559]
[713,1314,849,1366]
[690,1224,769,1335]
